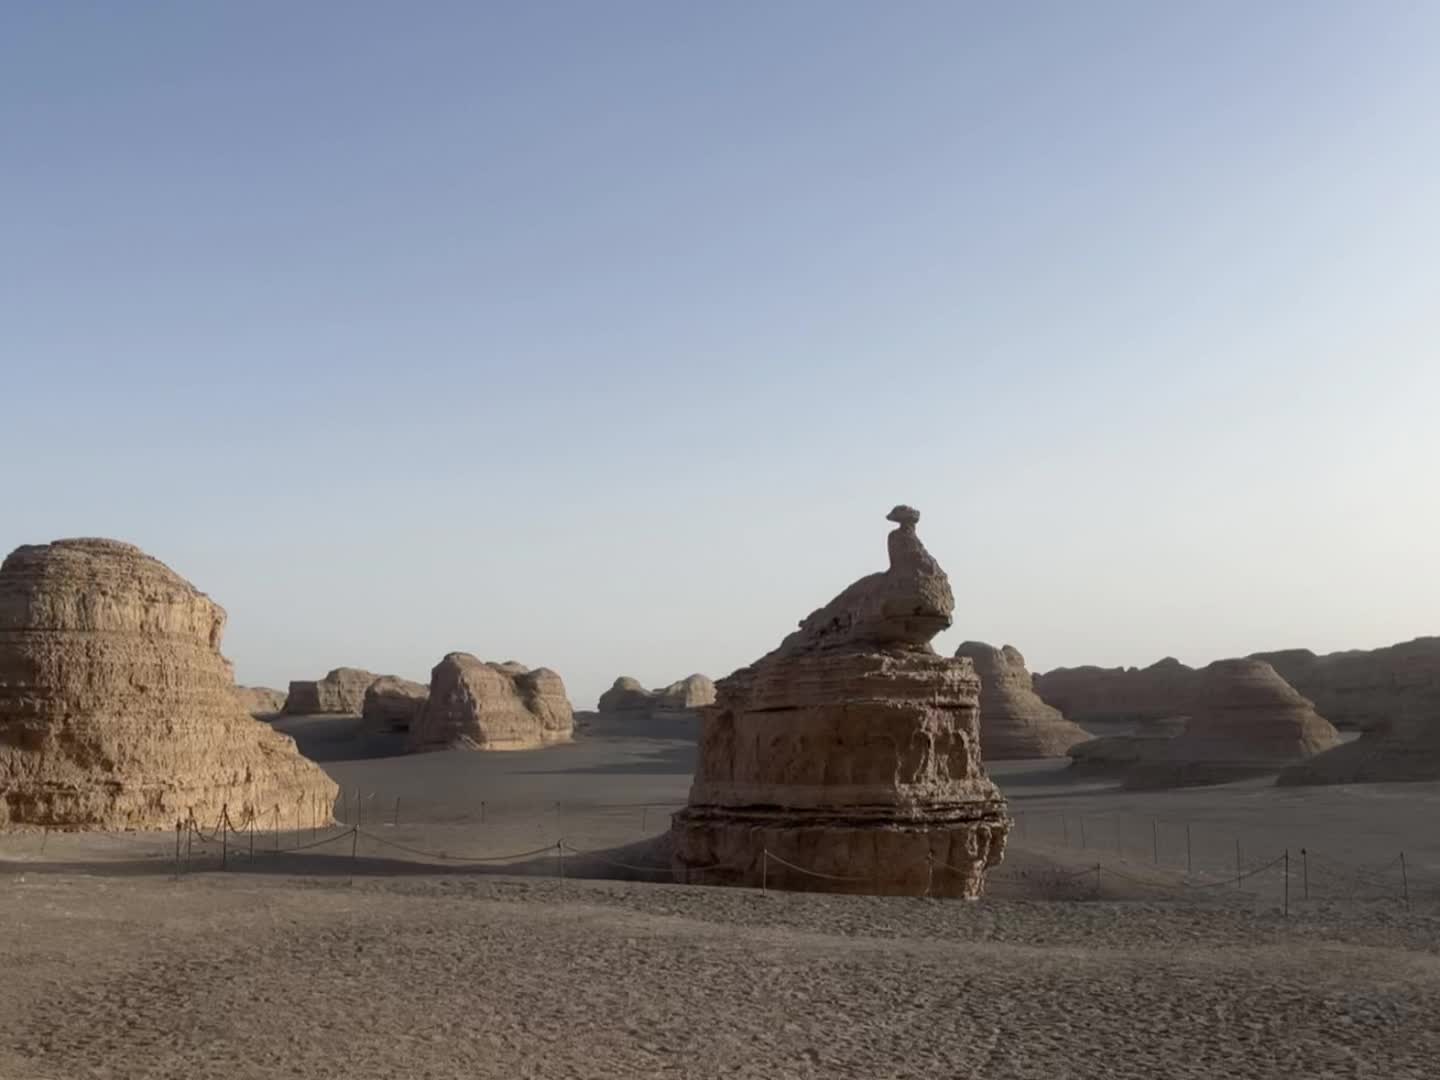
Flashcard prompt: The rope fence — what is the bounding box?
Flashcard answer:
[19,795,1427,915]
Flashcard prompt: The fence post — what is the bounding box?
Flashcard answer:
[350,826,358,865]
[924,852,934,899]
[274,805,280,851]
[762,849,769,893]
[174,820,182,879]
[357,792,363,829]
[1301,848,1309,900]
[41,826,48,855]
[221,805,228,871]
[249,812,255,860]
[1284,850,1289,917]
[481,800,486,825]
[1152,819,1159,865]
[1093,863,1101,897]
[1401,852,1410,911]
[557,841,565,880]
[1186,822,1192,874]
[185,816,193,870]
[393,797,401,828]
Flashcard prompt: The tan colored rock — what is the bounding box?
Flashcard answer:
[1278,707,1440,786]
[1126,659,1341,789]
[408,654,573,751]
[283,667,377,715]
[953,642,1092,759]
[598,673,717,713]
[0,538,338,830]
[671,506,1010,899]
[361,676,428,735]
[1033,657,1197,724]
[1251,637,1440,732]
[235,685,287,718]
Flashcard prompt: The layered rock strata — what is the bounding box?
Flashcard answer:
[1033,657,1197,724]
[1278,711,1440,785]
[671,506,1010,899]
[0,538,338,829]
[953,642,1092,759]
[283,667,377,715]
[361,676,429,735]
[408,654,573,751]
[1251,638,1440,732]
[1126,659,1341,789]
[598,673,717,713]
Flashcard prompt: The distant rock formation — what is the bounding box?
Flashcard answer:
[671,506,1010,899]
[0,538,338,829]
[1278,702,1440,786]
[235,686,287,718]
[598,673,717,713]
[361,676,428,735]
[408,654,574,751]
[953,642,1092,759]
[1032,657,1197,725]
[1250,637,1440,731]
[1125,659,1341,789]
[283,667,377,715]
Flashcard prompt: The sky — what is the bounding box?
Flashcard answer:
[3,2,1438,708]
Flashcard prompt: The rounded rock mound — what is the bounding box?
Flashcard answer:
[953,641,1092,759]
[0,538,338,829]
[408,653,574,752]
[1125,659,1341,789]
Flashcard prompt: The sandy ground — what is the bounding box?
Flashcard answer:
[3,870,1438,1079]
[5,725,1440,1078]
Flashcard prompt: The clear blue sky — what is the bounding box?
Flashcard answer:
[4,2,1438,707]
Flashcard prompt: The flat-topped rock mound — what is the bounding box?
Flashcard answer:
[0,538,337,829]
[953,642,1092,759]
[1252,637,1440,732]
[235,686,287,717]
[1126,659,1341,789]
[598,673,716,713]
[671,506,1010,899]
[283,667,377,715]
[1033,657,1197,725]
[361,676,428,735]
[408,654,573,752]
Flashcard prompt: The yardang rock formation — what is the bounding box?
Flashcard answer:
[1126,659,1341,789]
[1033,657,1197,725]
[0,539,338,829]
[283,667,378,716]
[598,673,716,713]
[361,676,428,735]
[953,642,1092,759]
[671,506,1010,898]
[235,685,287,718]
[408,654,574,751]
[1251,637,1440,732]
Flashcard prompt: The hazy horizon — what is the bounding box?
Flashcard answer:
[5,3,1438,710]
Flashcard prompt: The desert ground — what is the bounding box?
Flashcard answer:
[4,719,1439,1079]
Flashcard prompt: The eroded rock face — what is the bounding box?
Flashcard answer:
[408,654,573,751]
[598,673,717,713]
[953,642,1092,759]
[1125,659,1341,789]
[671,506,1010,899]
[1251,638,1440,732]
[1032,657,1197,724]
[361,676,428,735]
[0,539,338,830]
[283,667,377,715]
[235,686,287,718]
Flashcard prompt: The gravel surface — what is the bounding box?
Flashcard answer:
[3,869,1438,1080]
